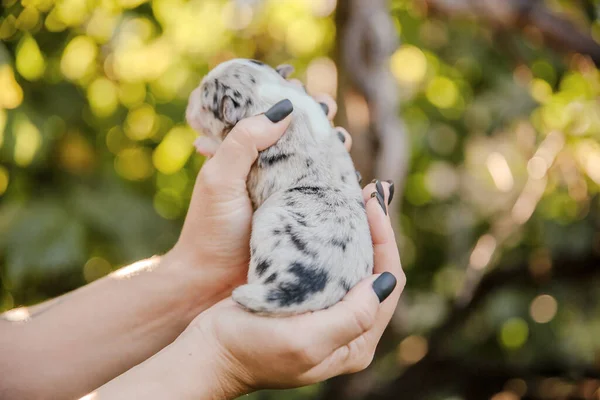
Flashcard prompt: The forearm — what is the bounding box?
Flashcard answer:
[0,252,227,400]
[92,327,246,400]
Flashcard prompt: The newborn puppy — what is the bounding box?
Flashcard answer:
[186,59,373,316]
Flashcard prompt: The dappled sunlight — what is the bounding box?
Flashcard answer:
[486,152,514,193]
[78,392,98,400]
[530,294,558,324]
[397,335,428,365]
[2,307,31,322]
[13,114,41,167]
[110,257,159,279]
[3,0,600,398]
[0,65,23,109]
[469,234,496,270]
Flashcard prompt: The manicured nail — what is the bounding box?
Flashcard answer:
[385,180,395,205]
[375,180,384,200]
[356,170,362,184]
[372,272,397,303]
[265,99,293,122]
[370,191,387,215]
[319,102,329,116]
[337,130,346,143]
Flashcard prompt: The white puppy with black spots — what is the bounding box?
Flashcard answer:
[186,59,377,316]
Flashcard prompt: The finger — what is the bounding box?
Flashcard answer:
[335,127,352,152]
[305,272,399,379]
[361,180,392,217]
[202,99,293,184]
[312,93,337,121]
[193,136,220,157]
[359,195,405,364]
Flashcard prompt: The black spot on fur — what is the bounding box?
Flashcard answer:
[233,90,242,98]
[250,246,257,256]
[305,158,314,168]
[267,262,329,306]
[250,76,256,84]
[340,279,352,292]
[287,186,326,197]
[285,224,315,257]
[265,272,278,284]
[331,237,349,251]
[341,174,347,183]
[273,229,282,235]
[256,259,271,276]
[234,73,240,78]
[290,211,308,227]
[274,239,282,248]
[295,173,309,183]
[250,59,265,65]
[357,199,366,209]
[246,98,253,106]
[259,152,292,167]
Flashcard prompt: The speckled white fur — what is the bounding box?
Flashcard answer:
[186,59,373,316]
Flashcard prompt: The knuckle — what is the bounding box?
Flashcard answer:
[356,352,375,372]
[198,162,225,193]
[289,340,319,366]
[351,303,376,334]
[396,269,407,292]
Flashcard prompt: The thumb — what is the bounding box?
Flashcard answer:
[201,99,293,183]
[298,272,398,360]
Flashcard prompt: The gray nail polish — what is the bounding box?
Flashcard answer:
[265,99,293,122]
[372,272,397,303]
[319,102,329,115]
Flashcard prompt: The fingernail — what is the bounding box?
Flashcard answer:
[265,99,293,122]
[372,272,397,303]
[370,191,387,215]
[356,170,362,184]
[337,130,346,143]
[319,102,329,116]
[385,180,395,205]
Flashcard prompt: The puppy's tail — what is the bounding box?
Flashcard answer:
[232,283,284,316]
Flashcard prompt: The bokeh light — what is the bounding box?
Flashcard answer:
[397,335,428,365]
[3,1,600,399]
[530,294,558,324]
[499,318,529,350]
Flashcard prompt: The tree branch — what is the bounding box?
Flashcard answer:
[424,0,600,66]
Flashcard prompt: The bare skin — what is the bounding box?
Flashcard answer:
[0,93,404,400]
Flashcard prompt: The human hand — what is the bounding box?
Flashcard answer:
[182,181,404,395]
[168,88,354,302]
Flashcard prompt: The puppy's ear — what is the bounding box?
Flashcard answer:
[221,95,245,126]
[276,64,295,79]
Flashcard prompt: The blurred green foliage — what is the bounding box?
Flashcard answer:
[2,0,600,398]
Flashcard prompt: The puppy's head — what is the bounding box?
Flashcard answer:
[186,59,298,141]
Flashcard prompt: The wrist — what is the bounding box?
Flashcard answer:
[177,324,251,399]
[95,331,247,400]
[158,249,231,321]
